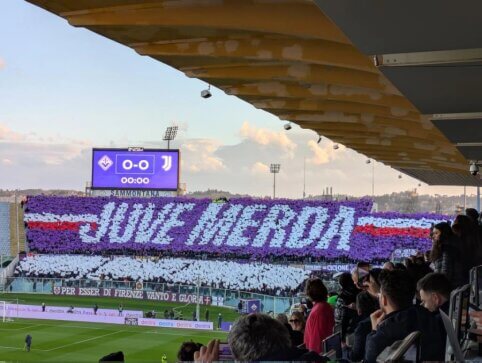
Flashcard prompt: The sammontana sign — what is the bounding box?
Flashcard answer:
[53,287,212,305]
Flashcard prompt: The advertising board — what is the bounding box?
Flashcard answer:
[52,287,212,305]
[92,148,179,190]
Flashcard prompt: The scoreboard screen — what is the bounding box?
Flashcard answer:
[91,148,179,191]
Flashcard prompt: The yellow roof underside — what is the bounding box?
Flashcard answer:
[26,0,471,183]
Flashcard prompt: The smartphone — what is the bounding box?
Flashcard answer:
[218,342,234,360]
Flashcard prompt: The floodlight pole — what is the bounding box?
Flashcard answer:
[270,164,280,199]
[163,126,178,150]
[372,161,375,197]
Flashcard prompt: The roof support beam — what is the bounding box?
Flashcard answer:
[62,1,349,43]
[134,37,374,73]
[375,48,482,67]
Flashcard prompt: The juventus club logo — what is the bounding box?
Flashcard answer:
[161,156,172,171]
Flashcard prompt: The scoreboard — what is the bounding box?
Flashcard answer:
[91,148,179,191]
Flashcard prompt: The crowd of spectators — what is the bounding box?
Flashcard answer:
[174,208,482,362]
[15,254,309,296]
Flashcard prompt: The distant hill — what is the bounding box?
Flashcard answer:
[0,188,474,215]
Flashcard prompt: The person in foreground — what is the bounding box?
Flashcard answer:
[364,269,446,363]
[194,314,327,362]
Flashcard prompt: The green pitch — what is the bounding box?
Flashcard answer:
[0,293,237,362]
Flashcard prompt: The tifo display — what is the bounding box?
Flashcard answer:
[24,196,449,261]
[16,255,309,293]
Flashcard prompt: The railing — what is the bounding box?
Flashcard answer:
[6,277,302,314]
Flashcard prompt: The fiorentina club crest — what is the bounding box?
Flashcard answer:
[98,155,113,171]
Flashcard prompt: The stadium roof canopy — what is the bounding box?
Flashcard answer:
[27,0,482,186]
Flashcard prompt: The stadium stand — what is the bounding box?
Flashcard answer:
[14,255,310,295]
[0,202,10,256]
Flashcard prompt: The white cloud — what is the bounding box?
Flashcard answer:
[0,123,23,142]
[250,162,269,176]
[181,139,225,173]
[239,121,296,157]
[306,140,341,165]
[1,158,13,166]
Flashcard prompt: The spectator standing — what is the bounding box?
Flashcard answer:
[25,334,32,352]
[430,222,464,288]
[452,214,482,278]
[237,300,243,313]
[118,304,123,317]
[192,310,197,321]
[335,272,359,341]
[93,303,98,315]
[205,309,209,322]
[41,302,46,312]
[303,278,334,354]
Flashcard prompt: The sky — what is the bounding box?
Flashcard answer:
[0,1,474,198]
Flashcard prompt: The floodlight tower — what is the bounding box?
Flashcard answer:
[163,126,178,149]
[270,164,281,199]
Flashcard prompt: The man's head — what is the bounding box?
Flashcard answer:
[275,313,288,326]
[356,291,378,317]
[305,278,328,303]
[177,341,203,362]
[417,273,451,312]
[465,208,480,224]
[228,314,291,361]
[378,269,416,314]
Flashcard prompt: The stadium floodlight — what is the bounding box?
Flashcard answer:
[270,164,281,199]
[163,126,178,149]
[366,159,375,197]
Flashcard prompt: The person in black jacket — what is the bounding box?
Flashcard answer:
[430,222,465,289]
[334,272,359,341]
[365,270,445,363]
[349,291,379,362]
[452,214,482,280]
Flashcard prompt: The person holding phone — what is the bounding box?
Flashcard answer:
[195,315,327,362]
[335,273,359,341]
